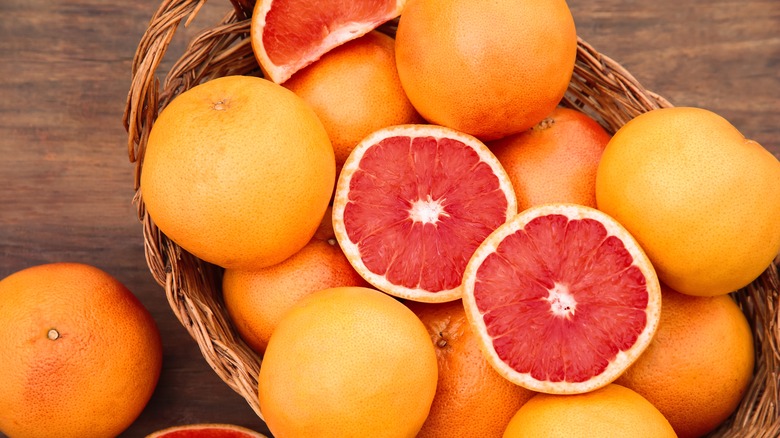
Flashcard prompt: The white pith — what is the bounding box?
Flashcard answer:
[461,203,662,394]
[252,1,405,84]
[546,283,577,318]
[409,195,449,225]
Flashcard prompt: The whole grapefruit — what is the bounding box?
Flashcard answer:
[0,263,163,438]
[596,106,780,296]
[395,0,577,140]
[503,384,677,437]
[616,285,754,438]
[406,299,536,438]
[284,31,422,175]
[223,208,368,354]
[489,106,611,210]
[140,75,335,270]
[257,286,438,437]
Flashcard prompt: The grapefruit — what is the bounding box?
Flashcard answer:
[140,75,335,270]
[222,208,368,354]
[394,0,577,140]
[489,106,611,210]
[145,423,268,438]
[283,31,423,176]
[462,204,661,394]
[0,263,163,438]
[251,0,407,84]
[596,106,780,296]
[332,124,517,303]
[406,299,536,438]
[257,286,438,438]
[503,384,678,438]
[615,285,754,438]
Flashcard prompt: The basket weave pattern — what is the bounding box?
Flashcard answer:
[123,0,780,436]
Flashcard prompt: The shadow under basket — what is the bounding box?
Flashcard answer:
[123,0,780,436]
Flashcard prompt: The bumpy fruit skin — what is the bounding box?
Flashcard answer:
[489,106,611,210]
[407,300,536,438]
[502,384,678,438]
[283,31,422,176]
[141,75,335,271]
[596,106,780,296]
[223,209,368,355]
[258,287,438,438]
[0,263,162,438]
[616,286,754,438]
[395,0,577,141]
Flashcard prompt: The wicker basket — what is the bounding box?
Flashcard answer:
[123,0,780,436]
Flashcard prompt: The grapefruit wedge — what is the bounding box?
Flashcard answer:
[333,124,517,303]
[462,204,661,394]
[145,423,268,438]
[250,0,407,84]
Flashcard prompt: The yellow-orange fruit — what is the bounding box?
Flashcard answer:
[0,263,162,438]
[407,299,536,438]
[140,75,335,270]
[503,384,677,438]
[223,209,368,354]
[284,31,423,175]
[616,285,754,438]
[258,287,438,438]
[596,106,780,296]
[395,0,577,140]
[489,106,611,210]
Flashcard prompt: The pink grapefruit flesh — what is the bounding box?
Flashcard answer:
[145,423,268,438]
[251,0,406,84]
[462,204,661,394]
[333,124,517,303]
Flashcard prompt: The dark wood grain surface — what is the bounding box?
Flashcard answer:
[1,0,777,437]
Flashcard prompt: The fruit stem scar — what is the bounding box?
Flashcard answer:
[47,329,60,340]
[533,117,555,131]
[212,99,229,111]
[545,283,577,318]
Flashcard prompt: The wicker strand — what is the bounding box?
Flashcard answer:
[124,1,780,434]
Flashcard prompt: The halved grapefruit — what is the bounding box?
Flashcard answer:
[332,124,517,303]
[250,0,407,84]
[145,423,268,438]
[462,204,661,394]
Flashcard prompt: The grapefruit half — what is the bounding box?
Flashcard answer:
[333,124,517,302]
[250,0,406,84]
[462,204,661,394]
[145,423,268,438]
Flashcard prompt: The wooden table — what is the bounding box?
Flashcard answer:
[1,1,777,436]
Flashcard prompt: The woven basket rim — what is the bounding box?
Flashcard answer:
[123,1,780,436]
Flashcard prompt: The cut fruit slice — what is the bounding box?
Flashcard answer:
[333,124,517,303]
[462,204,661,394]
[145,423,268,438]
[250,0,407,84]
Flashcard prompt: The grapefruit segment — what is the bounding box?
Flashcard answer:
[333,124,517,302]
[462,204,661,394]
[251,0,406,84]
